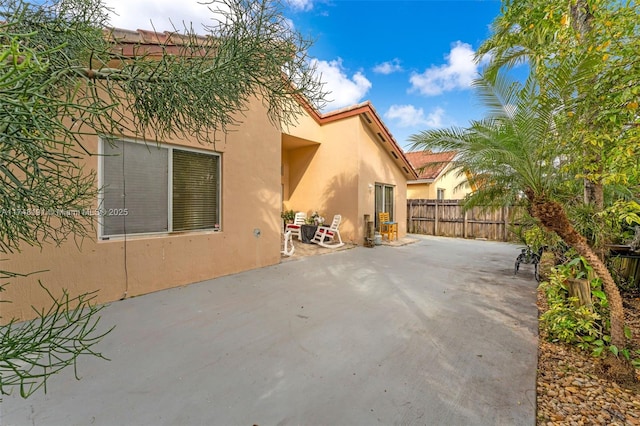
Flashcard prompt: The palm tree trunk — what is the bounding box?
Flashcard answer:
[527,191,625,349]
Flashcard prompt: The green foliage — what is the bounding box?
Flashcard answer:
[0,26,98,253]
[540,259,610,356]
[566,203,605,249]
[412,0,637,354]
[280,209,295,222]
[478,0,640,198]
[522,226,547,251]
[0,282,112,398]
[600,200,640,244]
[513,215,566,254]
[540,256,639,365]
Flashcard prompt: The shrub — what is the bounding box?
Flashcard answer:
[539,258,611,356]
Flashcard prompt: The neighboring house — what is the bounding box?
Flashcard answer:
[405,150,473,200]
[4,30,417,321]
[282,101,418,240]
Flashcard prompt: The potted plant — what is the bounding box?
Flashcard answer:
[309,211,325,226]
[281,209,296,224]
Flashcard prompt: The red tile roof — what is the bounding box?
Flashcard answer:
[405,151,456,180]
[105,27,211,57]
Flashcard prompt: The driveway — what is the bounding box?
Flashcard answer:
[3,235,539,426]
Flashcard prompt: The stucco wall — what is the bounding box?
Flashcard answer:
[357,121,408,240]
[284,118,360,242]
[283,110,409,244]
[407,182,436,199]
[407,165,471,200]
[2,97,282,322]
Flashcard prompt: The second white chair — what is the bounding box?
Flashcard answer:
[285,212,306,240]
[311,214,344,248]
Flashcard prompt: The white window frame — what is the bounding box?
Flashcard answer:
[374,183,395,230]
[98,137,221,239]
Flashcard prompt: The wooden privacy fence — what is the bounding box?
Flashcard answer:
[407,199,524,242]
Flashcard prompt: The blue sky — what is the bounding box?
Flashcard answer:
[105,0,506,151]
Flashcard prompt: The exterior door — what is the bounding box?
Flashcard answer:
[374,183,394,230]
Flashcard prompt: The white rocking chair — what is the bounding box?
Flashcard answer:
[285,212,307,240]
[311,215,344,248]
[281,230,295,257]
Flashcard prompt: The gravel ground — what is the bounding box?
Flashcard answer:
[536,289,640,425]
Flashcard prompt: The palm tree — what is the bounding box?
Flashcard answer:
[409,69,633,379]
[477,0,640,215]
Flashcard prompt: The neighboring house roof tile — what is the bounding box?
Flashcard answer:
[405,151,456,181]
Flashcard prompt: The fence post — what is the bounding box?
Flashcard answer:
[434,199,439,236]
[463,209,468,239]
[503,207,509,241]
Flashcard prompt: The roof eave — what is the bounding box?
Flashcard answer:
[310,102,418,180]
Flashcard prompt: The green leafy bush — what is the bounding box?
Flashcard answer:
[540,258,610,356]
[542,257,640,365]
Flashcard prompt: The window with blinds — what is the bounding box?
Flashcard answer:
[100,139,220,238]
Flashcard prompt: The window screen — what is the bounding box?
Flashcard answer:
[102,141,168,236]
[172,150,219,231]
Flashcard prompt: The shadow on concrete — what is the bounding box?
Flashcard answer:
[3,235,537,426]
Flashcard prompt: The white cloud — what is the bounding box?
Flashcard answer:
[287,0,314,11]
[410,41,487,96]
[104,0,222,32]
[311,58,372,110]
[373,58,403,75]
[425,107,445,128]
[384,105,445,128]
[283,17,296,31]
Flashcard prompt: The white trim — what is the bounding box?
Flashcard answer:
[97,136,105,239]
[374,182,396,225]
[167,151,173,233]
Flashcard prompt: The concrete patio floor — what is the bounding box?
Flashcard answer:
[281,235,416,260]
[3,235,539,426]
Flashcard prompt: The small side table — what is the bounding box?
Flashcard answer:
[300,224,318,243]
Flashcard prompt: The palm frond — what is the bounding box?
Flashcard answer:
[472,73,523,120]
[408,126,471,153]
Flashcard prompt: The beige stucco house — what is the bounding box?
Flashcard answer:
[405,150,473,200]
[2,31,417,322]
[3,96,284,322]
[282,101,417,240]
